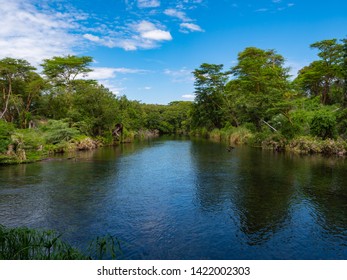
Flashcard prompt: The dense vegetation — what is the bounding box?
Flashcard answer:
[1,37,347,163]
[0,55,191,163]
[190,38,347,155]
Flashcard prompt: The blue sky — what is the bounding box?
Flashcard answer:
[0,0,346,104]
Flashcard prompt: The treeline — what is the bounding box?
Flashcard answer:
[190,38,347,155]
[0,55,191,163]
[1,37,347,163]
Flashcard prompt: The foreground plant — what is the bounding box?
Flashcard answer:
[0,224,122,260]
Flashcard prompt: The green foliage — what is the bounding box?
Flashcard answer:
[0,57,37,123]
[230,47,290,127]
[310,109,337,139]
[14,129,45,150]
[41,55,93,87]
[336,108,347,138]
[0,224,122,260]
[0,120,14,153]
[40,120,80,144]
[87,234,122,260]
[295,39,344,105]
[192,63,230,129]
[0,224,88,260]
[1,38,347,159]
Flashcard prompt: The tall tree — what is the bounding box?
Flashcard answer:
[0,58,36,122]
[41,55,94,114]
[41,55,93,92]
[230,47,290,127]
[192,63,230,129]
[296,39,343,105]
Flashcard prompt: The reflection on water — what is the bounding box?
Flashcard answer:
[1,137,347,259]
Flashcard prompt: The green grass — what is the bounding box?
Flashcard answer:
[0,224,122,260]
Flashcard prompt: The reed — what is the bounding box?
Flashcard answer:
[0,224,122,260]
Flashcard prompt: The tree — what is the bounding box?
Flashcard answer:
[0,58,36,122]
[296,39,343,105]
[41,55,94,116]
[230,47,290,128]
[41,55,93,87]
[69,81,118,136]
[192,63,230,129]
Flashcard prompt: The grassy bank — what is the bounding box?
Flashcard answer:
[191,125,347,156]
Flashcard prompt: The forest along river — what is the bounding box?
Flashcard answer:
[1,136,347,259]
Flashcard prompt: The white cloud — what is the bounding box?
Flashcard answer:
[180,23,204,33]
[83,67,147,80]
[255,8,268,12]
[164,8,191,22]
[182,94,195,100]
[164,67,194,83]
[84,20,172,51]
[0,0,81,65]
[83,34,100,42]
[137,0,160,8]
[133,20,172,41]
[102,82,126,96]
[142,29,172,40]
[144,86,152,90]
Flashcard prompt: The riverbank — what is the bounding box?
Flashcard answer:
[0,119,160,165]
[191,126,347,156]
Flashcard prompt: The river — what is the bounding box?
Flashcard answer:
[1,136,347,259]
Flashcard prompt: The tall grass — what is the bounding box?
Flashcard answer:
[202,126,254,145]
[0,225,122,260]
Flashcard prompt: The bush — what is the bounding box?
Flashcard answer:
[261,133,287,151]
[40,120,80,144]
[310,109,337,139]
[288,136,322,154]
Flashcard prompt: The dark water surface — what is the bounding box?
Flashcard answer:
[1,137,347,259]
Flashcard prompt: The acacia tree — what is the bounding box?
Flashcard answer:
[40,55,94,115]
[191,63,230,129]
[0,58,36,122]
[230,47,290,128]
[41,55,93,93]
[295,39,343,105]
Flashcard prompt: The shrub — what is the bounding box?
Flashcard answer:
[40,120,80,144]
[261,133,287,151]
[288,136,322,154]
[310,109,337,139]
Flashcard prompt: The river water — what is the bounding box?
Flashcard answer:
[1,136,347,259]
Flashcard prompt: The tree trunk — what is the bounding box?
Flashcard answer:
[0,77,12,120]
